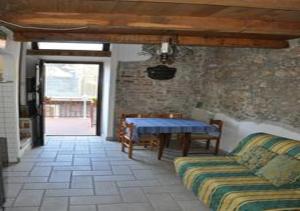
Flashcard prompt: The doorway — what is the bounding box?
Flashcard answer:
[43,62,103,136]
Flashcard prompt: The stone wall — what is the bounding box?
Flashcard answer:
[195,42,300,128]
[114,41,300,135]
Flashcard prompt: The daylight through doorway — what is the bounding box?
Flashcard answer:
[44,63,101,135]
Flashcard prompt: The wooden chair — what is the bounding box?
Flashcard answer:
[190,119,223,155]
[156,113,183,119]
[119,113,161,158]
[121,122,160,159]
[119,113,139,143]
[118,113,151,143]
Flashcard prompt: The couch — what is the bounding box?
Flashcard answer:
[174,133,300,211]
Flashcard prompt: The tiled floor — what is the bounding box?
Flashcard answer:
[3,136,210,211]
[45,118,96,135]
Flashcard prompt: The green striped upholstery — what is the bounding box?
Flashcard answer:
[231,133,300,159]
[174,133,300,211]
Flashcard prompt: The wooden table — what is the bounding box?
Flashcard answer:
[126,118,219,160]
[158,133,192,160]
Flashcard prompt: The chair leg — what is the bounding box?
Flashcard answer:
[176,134,181,150]
[165,134,171,148]
[206,139,211,150]
[215,138,220,155]
[182,133,191,156]
[165,139,170,148]
[128,141,133,159]
[121,141,125,152]
[150,141,155,151]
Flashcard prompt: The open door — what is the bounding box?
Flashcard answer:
[42,61,103,136]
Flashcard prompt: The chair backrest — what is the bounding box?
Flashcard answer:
[168,113,183,118]
[119,113,183,141]
[119,113,150,142]
[119,114,137,142]
[152,113,183,118]
[121,113,146,118]
[209,119,223,136]
[124,122,135,140]
[231,133,300,159]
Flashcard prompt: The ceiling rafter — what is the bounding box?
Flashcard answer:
[3,13,300,36]
[120,0,300,11]
[15,32,290,49]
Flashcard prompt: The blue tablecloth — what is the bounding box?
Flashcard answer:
[126,118,220,142]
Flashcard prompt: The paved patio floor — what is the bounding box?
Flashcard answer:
[3,136,210,211]
[45,117,96,136]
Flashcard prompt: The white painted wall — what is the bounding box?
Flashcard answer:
[0,82,20,162]
[216,113,300,152]
[0,28,21,82]
[192,108,300,152]
[101,58,113,139]
[115,44,151,62]
[0,27,21,162]
[105,44,150,139]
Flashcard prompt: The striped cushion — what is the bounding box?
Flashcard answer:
[231,133,300,159]
[174,133,300,211]
[235,145,277,172]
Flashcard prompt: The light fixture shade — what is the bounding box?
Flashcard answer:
[146,65,176,80]
[161,42,169,54]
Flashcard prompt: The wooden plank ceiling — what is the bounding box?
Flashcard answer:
[1,0,300,48]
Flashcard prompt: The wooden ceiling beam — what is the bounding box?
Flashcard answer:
[1,0,300,12]
[177,36,289,48]
[15,32,289,49]
[121,0,300,11]
[15,32,167,44]
[3,13,300,36]
[26,49,111,57]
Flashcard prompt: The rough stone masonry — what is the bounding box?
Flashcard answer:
[114,41,300,135]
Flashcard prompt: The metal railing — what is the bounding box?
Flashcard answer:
[44,98,97,125]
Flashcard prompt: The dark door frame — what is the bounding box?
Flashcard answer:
[95,64,103,136]
[42,60,104,136]
[34,60,46,146]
